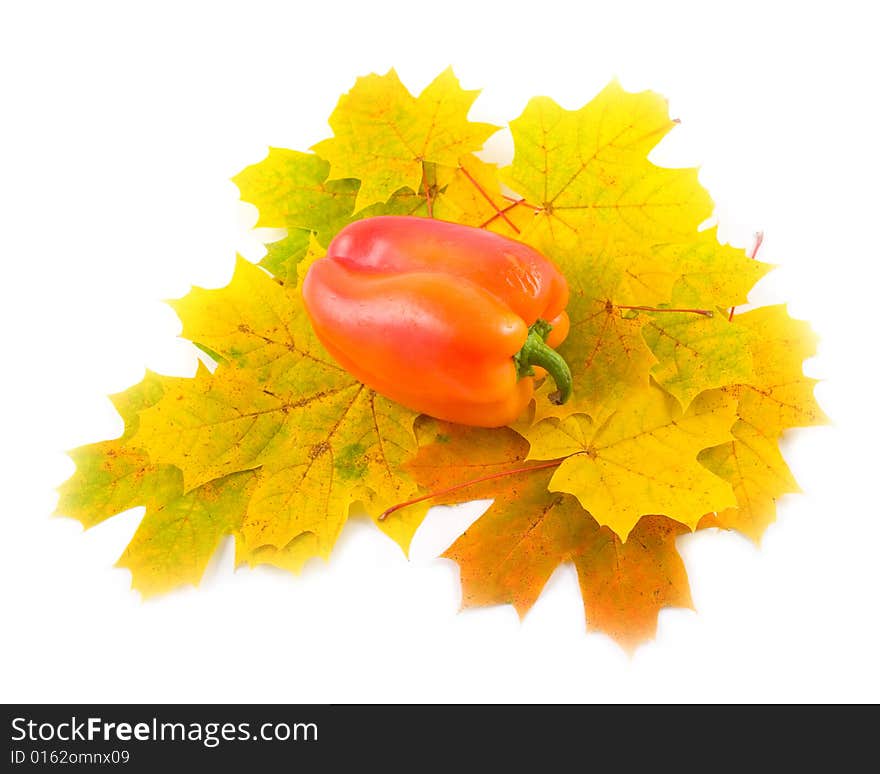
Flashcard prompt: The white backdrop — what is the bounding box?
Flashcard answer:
[2,0,877,702]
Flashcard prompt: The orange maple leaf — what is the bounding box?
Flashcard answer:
[404,419,693,651]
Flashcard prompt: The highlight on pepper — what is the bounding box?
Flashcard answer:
[301,215,573,428]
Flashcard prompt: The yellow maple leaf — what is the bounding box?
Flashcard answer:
[55,372,182,529]
[133,257,425,561]
[533,298,657,425]
[55,371,263,595]
[696,305,827,541]
[731,305,828,432]
[502,80,712,246]
[134,364,313,490]
[526,385,738,540]
[234,530,320,576]
[664,229,774,308]
[495,82,761,424]
[698,420,801,542]
[528,230,770,419]
[240,382,423,556]
[313,67,499,210]
[517,227,675,424]
[496,85,787,560]
[431,154,521,236]
[117,470,258,597]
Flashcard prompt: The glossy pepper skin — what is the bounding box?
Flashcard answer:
[301,216,571,427]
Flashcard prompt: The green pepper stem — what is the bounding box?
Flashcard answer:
[514,319,572,405]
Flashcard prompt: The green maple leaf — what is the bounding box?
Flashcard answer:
[640,309,756,409]
[232,148,358,241]
[56,372,182,529]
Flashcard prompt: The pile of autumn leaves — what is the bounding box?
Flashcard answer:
[57,69,825,649]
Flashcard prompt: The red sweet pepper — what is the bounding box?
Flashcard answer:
[301,216,572,427]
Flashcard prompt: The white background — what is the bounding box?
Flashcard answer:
[2,0,878,702]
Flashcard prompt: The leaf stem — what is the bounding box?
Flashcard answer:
[422,161,435,218]
[378,458,565,521]
[728,231,765,321]
[502,194,539,209]
[617,304,714,317]
[479,200,523,229]
[459,165,520,234]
